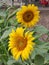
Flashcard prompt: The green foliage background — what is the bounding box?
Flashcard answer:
[0,6,49,65]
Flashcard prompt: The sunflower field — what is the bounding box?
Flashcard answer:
[0,3,49,65]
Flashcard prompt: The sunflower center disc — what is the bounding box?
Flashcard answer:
[23,11,34,22]
[16,37,27,51]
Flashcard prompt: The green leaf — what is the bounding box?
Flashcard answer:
[31,48,47,60]
[44,63,49,65]
[31,50,37,59]
[31,40,49,60]
[8,18,18,26]
[7,59,16,65]
[7,9,18,21]
[0,11,6,17]
[36,41,49,49]
[1,29,11,40]
[0,19,4,24]
[34,55,44,65]
[0,26,16,40]
[7,57,23,65]
[0,27,1,32]
[44,53,49,63]
[34,25,48,34]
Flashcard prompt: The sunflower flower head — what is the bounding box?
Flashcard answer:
[8,27,35,61]
[16,4,40,27]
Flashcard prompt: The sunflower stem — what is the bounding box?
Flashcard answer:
[29,57,32,65]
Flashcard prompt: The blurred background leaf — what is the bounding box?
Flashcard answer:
[34,55,44,65]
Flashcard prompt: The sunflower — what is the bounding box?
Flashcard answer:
[8,27,35,60]
[16,4,40,27]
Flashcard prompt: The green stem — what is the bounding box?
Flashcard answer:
[29,58,32,65]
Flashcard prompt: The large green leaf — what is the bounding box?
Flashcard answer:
[31,48,47,60]
[31,40,49,60]
[34,25,48,35]
[34,55,44,65]
[34,25,48,37]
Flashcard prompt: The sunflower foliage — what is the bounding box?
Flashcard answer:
[0,4,49,65]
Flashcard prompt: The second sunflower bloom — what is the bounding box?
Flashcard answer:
[16,4,40,27]
[8,27,35,61]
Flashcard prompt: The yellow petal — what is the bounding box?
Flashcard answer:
[16,27,25,37]
[15,51,22,60]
